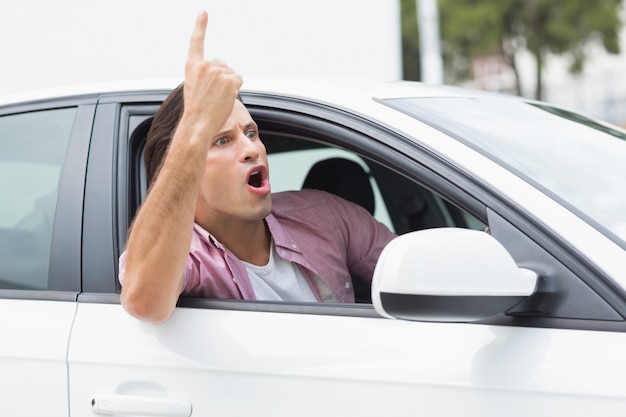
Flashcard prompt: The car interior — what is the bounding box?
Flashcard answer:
[259,131,484,235]
[120,111,486,304]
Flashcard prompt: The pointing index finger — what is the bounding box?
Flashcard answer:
[188,11,208,61]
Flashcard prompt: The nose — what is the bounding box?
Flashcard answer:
[238,132,261,162]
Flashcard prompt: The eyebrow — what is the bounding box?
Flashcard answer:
[245,122,258,131]
[213,121,258,139]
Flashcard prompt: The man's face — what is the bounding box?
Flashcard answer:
[195,100,272,226]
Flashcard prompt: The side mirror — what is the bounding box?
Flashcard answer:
[372,228,538,322]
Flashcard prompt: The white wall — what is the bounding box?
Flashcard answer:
[0,0,402,94]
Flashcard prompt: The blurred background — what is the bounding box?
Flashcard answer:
[1,0,625,126]
[401,0,626,127]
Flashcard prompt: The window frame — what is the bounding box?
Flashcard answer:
[107,93,490,314]
[82,92,167,294]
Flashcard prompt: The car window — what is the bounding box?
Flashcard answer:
[123,107,485,306]
[0,108,76,290]
[264,133,485,235]
[268,147,394,230]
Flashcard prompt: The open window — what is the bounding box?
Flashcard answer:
[121,100,487,306]
[125,115,486,239]
[262,133,486,235]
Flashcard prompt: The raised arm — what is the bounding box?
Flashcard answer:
[121,12,242,323]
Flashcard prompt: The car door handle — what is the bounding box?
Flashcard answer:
[91,394,192,416]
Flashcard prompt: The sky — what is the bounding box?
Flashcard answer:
[0,0,402,95]
[2,1,625,126]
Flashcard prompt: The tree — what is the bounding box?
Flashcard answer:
[432,0,623,99]
[401,0,422,81]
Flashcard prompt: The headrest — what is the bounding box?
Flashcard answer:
[302,157,375,214]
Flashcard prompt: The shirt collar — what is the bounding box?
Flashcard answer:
[192,222,222,248]
[192,213,302,255]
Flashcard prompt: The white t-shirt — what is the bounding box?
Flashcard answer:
[243,240,317,302]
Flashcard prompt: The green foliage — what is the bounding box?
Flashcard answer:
[401,0,421,80]
[438,0,517,83]
[402,0,624,99]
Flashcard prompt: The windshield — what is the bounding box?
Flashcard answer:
[386,97,626,245]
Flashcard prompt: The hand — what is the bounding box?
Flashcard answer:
[183,11,243,135]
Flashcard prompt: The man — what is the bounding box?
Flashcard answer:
[119,12,396,323]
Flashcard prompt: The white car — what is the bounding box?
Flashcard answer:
[1,78,625,416]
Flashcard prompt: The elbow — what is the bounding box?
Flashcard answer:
[120,286,175,324]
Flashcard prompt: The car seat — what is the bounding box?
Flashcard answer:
[302,157,375,303]
[301,157,375,215]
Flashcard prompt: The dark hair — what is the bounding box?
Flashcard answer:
[144,83,185,185]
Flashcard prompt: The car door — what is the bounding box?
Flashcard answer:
[0,98,95,416]
[68,93,626,417]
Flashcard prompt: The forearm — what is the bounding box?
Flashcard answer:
[121,124,208,322]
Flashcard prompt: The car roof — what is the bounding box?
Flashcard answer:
[0,78,182,107]
[0,77,503,108]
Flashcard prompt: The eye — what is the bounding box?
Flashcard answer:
[245,130,257,140]
[215,137,229,146]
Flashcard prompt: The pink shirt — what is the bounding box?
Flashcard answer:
[119,189,396,303]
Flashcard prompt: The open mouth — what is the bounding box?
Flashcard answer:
[246,165,269,193]
[248,171,262,188]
